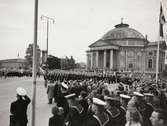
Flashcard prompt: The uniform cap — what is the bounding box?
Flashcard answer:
[104,96,117,101]
[61,82,68,89]
[65,93,76,99]
[133,92,144,97]
[93,97,106,106]
[16,87,26,96]
[120,94,131,99]
[144,93,154,97]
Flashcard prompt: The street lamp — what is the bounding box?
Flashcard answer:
[41,15,55,87]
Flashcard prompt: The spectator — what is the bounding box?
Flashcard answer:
[10,87,31,126]
[150,109,167,126]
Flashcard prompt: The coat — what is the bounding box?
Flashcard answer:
[10,95,31,126]
[49,115,64,126]
[47,84,55,99]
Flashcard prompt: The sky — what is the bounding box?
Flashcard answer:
[0,0,167,63]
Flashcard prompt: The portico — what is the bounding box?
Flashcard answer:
[87,48,116,70]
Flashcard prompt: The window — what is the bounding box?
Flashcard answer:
[129,63,133,68]
[148,59,153,69]
[148,52,153,56]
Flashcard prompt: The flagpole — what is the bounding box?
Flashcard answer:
[32,0,38,126]
[155,30,160,83]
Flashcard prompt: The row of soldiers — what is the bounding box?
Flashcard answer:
[44,70,137,86]
[46,75,167,126]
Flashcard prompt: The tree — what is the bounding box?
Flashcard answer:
[47,55,61,70]
[60,56,76,70]
[25,43,41,68]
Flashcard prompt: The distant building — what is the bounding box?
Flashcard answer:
[86,23,167,73]
[0,58,26,70]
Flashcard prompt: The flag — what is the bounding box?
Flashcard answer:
[159,3,166,37]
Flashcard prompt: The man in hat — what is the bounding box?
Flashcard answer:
[120,94,131,111]
[86,97,109,126]
[143,93,154,126]
[65,93,83,126]
[105,96,125,126]
[10,87,31,126]
[56,82,69,118]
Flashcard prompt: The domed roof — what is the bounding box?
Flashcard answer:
[102,23,144,40]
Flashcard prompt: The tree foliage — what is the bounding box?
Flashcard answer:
[25,43,41,68]
[47,55,61,70]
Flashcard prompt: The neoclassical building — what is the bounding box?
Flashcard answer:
[86,23,167,73]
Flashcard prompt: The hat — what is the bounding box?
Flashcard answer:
[61,82,68,89]
[93,97,106,106]
[133,92,144,97]
[16,87,26,96]
[144,93,154,97]
[65,93,76,99]
[104,96,117,101]
[120,94,131,100]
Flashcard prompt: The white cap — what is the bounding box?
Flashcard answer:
[133,92,144,97]
[120,94,131,99]
[61,82,68,89]
[93,97,106,106]
[16,87,26,96]
[65,93,76,99]
[144,93,154,97]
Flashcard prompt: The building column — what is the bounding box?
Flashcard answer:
[110,49,113,69]
[96,51,99,68]
[103,50,107,68]
[90,52,93,69]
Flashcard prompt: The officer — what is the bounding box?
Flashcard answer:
[10,87,31,126]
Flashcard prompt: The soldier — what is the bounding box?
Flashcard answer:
[120,94,131,111]
[143,93,154,126]
[65,93,83,126]
[56,82,69,118]
[86,97,109,126]
[105,96,125,126]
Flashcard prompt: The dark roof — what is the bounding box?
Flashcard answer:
[101,23,144,40]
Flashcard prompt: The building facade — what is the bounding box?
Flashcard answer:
[86,23,167,73]
[0,58,26,70]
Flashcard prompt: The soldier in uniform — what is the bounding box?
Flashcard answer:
[143,93,154,126]
[86,97,109,126]
[65,93,83,126]
[120,94,131,111]
[56,82,69,118]
[105,96,125,126]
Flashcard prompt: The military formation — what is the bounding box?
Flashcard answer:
[45,70,167,126]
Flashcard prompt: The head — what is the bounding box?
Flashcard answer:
[52,106,59,115]
[92,97,106,114]
[150,109,167,126]
[126,109,141,123]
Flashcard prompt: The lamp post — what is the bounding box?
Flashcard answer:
[41,15,55,87]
